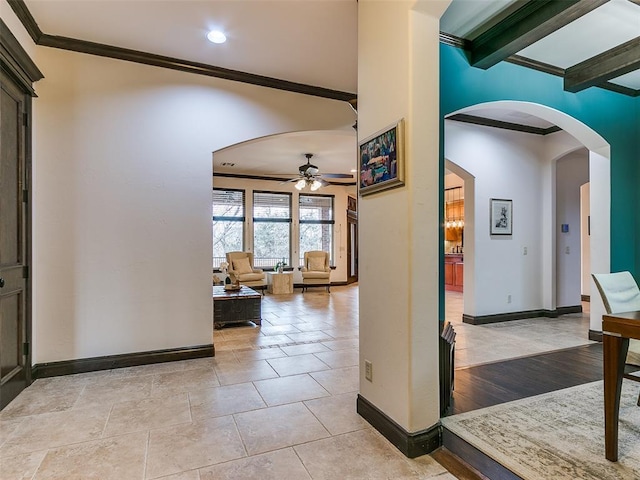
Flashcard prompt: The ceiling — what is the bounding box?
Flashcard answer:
[8,0,639,179]
[441,0,640,95]
[213,130,357,184]
[22,0,358,95]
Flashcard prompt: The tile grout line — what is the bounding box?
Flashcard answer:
[141,431,150,480]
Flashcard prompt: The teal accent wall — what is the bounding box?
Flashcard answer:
[440,43,640,280]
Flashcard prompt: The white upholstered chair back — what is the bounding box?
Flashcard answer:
[592,272,640,315]
[592,271,640,367]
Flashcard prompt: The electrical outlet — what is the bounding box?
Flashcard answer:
[565,246,570,254]
[365,360,373,382]
[523,246,528,255]
[507,294,512,304]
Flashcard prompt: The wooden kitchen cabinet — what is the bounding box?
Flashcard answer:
[444,254,463,292]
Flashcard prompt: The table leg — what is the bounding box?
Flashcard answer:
[603,334,629,462]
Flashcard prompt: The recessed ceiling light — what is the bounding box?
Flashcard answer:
[207,30,227,44]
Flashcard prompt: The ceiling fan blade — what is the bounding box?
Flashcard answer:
[279,177,302,184]
[320,173,354,179]
[300,164,319,175]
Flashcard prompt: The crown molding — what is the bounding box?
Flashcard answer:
[213,172,356,187]
[0,17,43,94]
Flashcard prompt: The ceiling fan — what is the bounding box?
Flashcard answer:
[285,153,353,191]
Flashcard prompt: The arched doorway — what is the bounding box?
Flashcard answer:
[444,101,610,357]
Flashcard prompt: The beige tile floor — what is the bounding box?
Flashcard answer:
[0,285,457,480]
[1,285,595,479]
[445,290,594,368]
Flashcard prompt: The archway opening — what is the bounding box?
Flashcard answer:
[443,101,610,371]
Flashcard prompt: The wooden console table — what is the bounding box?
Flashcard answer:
[213,285,262,329]
[602,310,640,461]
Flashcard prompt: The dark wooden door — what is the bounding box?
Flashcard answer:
[0,69,29,409]
[346,199,358,284]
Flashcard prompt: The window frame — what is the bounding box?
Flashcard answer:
[298,193,335,266]
[212,188,245,269]
[252,190,292,269]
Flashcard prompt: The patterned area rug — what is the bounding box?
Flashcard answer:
[441,381,640,479]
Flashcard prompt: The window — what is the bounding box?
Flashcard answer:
[299,194,334,266]
[212,189,244,268]
[253,191,291,268]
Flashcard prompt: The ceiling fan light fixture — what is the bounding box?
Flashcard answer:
[294,179,306,190]
[310,180,322,191]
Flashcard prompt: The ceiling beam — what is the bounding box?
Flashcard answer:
[37,33,356,102]
[440,35,640,97]
[469,0,609,69]
[447,113,561,136]
[564,36,640,93]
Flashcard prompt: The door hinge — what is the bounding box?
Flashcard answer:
[23,265,29,279]
[23,189,29,203]
[23,342,30,356]
[23,112,28,127]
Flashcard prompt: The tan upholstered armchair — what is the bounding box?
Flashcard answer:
[301,251,331,293]
[226,251,267,292]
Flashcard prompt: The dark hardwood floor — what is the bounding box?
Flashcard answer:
[446,343,604,416]
[438,343,636,479]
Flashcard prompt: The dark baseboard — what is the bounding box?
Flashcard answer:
[589,329,603,342]
[442,428,522,480]
[293,281,348,289]
[556,305,583,315]
[463,305,582,325]
[581,295,590,302]
[32,344,215,379]
[356,394,441,458]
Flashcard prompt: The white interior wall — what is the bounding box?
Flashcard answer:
[445,121,546,316]
[28,45,354,364]
[540,134,584,310]
[444,172,463,189]
[213,176,355,284]
[445,123,591,317]
[358,0,444,432]
[580,183,591,297]
[555,149,589,307]
[456,103,610,325]
[589,151,611,332]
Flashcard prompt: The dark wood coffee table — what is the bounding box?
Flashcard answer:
[213,285,262,329]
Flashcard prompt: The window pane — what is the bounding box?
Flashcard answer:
[253,192,291,267]
[253,223,290,268]
[299,195,333,265]
[299,224,333,265]
[213,221,243,267]
[253,192,291,219]
[299,195,333,221]
[213,189,244,219]
[213,189,244,268]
